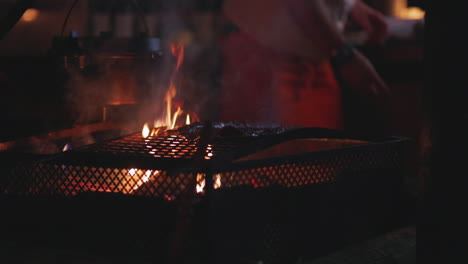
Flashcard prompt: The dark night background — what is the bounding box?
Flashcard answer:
[11,1,468,263]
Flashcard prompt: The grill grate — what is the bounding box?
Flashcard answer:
[0,127,411,264]
[81,133,199,159]
[2,127,407,200]
[76,132,258,160]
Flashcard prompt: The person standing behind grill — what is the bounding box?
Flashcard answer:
[220,0,389,129]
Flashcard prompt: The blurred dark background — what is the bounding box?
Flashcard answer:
[0,0,425,170]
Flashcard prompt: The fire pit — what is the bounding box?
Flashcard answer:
[0,123,411,264]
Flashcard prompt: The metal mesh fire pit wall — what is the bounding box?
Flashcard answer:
[0,125,412,264]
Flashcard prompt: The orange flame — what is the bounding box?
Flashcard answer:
[128,168,160,193]
[196,173,222,193]
[186,114,191,125]
[171,107,183,130]
[165,43,185,129]
[142,123,150,138]
[196,173,205,193]
[143,43,188,135]
[164,82,177,129]
[214,174,222,189]
[172,44,185,70]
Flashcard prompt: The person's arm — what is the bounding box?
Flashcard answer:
[348,0,389,44]
[223,0,389,98]
[223,0,338,62]
[285,0,349,58]
[288,0,389,97]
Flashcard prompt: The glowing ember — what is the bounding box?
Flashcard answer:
[205,144,214,160]
[196,173,222,193]
[142,170,154,183]
[142,123,150,138]
[214,174,222,189]
[164,194,174,201]
[128,168,160,192]
[196,173,205,193]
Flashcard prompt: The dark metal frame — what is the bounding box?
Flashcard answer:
[0,127,412,263]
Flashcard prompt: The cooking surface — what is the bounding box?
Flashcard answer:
[76,132,257,160]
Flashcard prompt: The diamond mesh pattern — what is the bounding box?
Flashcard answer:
[216,145,403,189]
[6,162,200,199]
[77,133,255,160]
[2,131,407,201]
[0,132,409,264]
[79,134,198,159]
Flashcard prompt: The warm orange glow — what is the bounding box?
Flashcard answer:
[196,173,221,193]
[128,168,160,193]
[142,123,150,138]
[146,43,189,132]
[196,173,205,193]
[400,7,425,20]
[214,174,222,189]
[142,170,154,183]
[165,43,185,130]
[171,44,185,69]
[186,114,191,125]
[150,127,161,136]
[164,82,177,128]
[153,120,166,130]
[171,107,183,130]
[21,8,39,22]
[205,144,214,160]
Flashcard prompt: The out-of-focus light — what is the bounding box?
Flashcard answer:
[401,7,425,20]
[62,144,72,152]
[22,8,40,22]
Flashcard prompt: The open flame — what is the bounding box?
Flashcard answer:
[142,123,150,138]
[214,174,221,189]
[196,173,205,193]
[134,44,207,196]
[196,173,222,193]
[128,168,160,193]
[142,43,198,137]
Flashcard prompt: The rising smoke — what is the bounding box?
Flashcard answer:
[66,0,223,131]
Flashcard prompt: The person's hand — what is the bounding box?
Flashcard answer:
[349,0,389,44]
[337,49,390,100]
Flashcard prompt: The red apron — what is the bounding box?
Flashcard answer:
[220,31,344,130]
